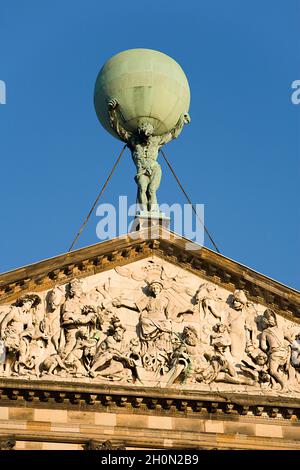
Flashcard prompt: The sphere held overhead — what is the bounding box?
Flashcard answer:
[94,48,190,139]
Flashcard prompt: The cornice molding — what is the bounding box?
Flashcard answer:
[0,378,299,421]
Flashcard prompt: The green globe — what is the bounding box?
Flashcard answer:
[94,48,190,140]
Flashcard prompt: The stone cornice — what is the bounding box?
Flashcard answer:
[0,378,299,421]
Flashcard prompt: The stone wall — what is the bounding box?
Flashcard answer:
[1,402,300,450]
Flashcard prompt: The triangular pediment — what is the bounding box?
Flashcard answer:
[0,228,299,400]
[0,227,299,321]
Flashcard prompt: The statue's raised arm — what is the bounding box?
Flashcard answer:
[158,112,191,146]
[107,98,132,143]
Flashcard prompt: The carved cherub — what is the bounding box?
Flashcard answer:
[240,350,271,387]
[210,323,232,357]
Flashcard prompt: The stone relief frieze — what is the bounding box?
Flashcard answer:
[0,257,299,396]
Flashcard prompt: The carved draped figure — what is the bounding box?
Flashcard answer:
[135,294,174,372]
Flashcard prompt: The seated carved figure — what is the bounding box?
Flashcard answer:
[89,316,133,382]
[167,326,254,387]
[113,280,174,374]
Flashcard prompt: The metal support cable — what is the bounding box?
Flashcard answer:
[68,144,127,252]
[160,149,221,254]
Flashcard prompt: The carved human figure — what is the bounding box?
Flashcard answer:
[168,325,252,386]
[18,329,49,377]
[195,284,224,323]
[240,350,271,388]
[210,323,233,362]
[113,280,174,373]
[226,290,257,363]
[61,280,97,357]
[46,286,65,351]
[291,333,300,368]
[87,278,118,322]
[0,294,41,376]
[166,326,212,385]
[89,316,133,381]
[108,98,190,212]
[260,309,294,391]
[64,331,96,377]
[188,283,225,344]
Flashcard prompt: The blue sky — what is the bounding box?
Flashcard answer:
[0,0,299,289]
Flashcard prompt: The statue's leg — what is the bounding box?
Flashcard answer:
[18,338,29,368]
[89,352,113,376]
[147,165,162,212]
[4,352,13,377]
[52,328,60,352]
[48,362,56,375]
[135,174,149,211]
[216,372,255,386]
[269,359,285,390]
[74,358,86,376]
[94,360,124,378]
[63,330,77,356]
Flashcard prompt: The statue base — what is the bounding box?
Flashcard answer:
[132,211,170,231]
